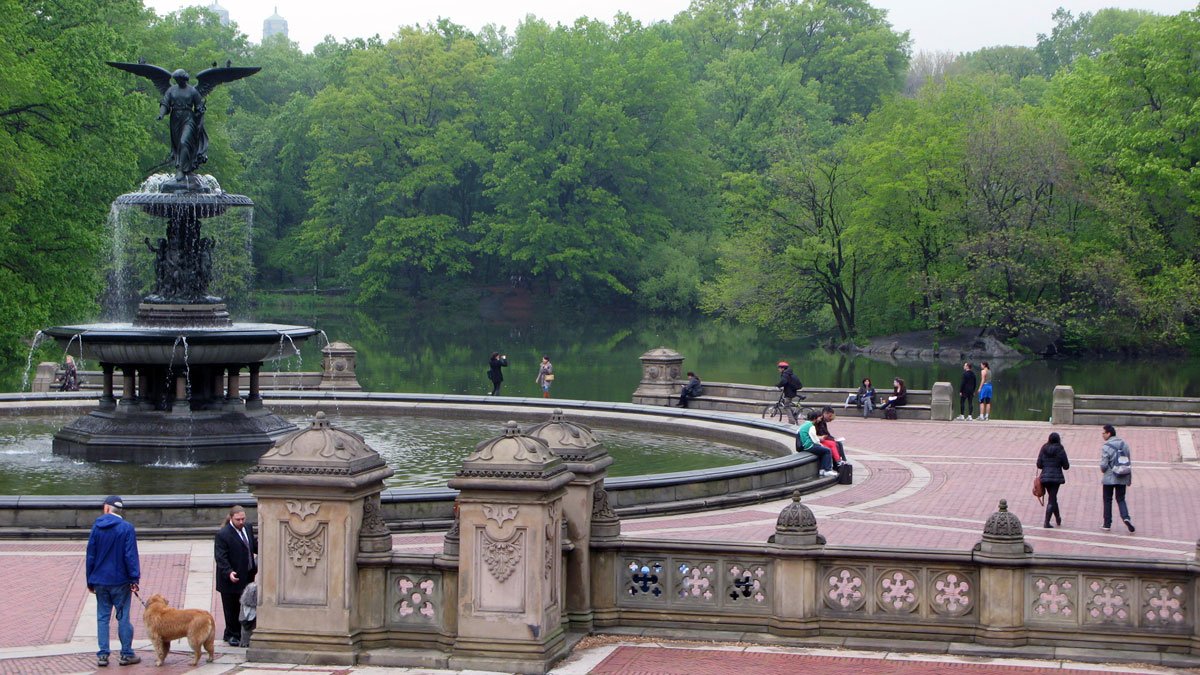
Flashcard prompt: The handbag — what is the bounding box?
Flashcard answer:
[543,373,554,382]
[1032,471,1045,505]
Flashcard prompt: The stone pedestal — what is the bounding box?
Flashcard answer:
[931,381,953,421]
[243,412,394,665]
[972,500,1031,647]
[320,341,363,390]
[447,422,574,674]
[1052,385,1075,425]
[31,362,58,393]
[631,347,683,405]
[525,410,613,632]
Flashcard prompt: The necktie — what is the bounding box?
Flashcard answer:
[238,527,250,552]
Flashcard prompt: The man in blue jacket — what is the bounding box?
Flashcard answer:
[86,495,141,667]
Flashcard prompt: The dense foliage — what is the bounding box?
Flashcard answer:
[3,0,1199,365]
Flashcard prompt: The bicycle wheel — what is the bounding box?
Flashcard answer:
[762,403,783,422]
[798,405,816,421]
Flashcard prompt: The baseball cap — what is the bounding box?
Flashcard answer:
[777,361,789,368]
[103,495,124,508]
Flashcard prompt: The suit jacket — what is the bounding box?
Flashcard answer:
[215,521,257,594]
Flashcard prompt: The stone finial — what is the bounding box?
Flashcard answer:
[254,411,388,477]
[772,492,825,548]
[456,421,565,480]
[975,499,1032,557]
[525,409,612,472]
[590,484,621,539]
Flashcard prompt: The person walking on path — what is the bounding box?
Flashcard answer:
[676,371,703,407]
[1036,432,1070,528]
[215,505,257,646]
[1099,424,1135,533]
[487,352,508,396]
[536,355,554,398]
[957,362,976,420]
[86,495,141,667]
[977,361,993,420]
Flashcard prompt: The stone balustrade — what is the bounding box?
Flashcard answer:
[1052,385,1200,428]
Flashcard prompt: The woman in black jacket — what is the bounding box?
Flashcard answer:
[1036,432,1070,528]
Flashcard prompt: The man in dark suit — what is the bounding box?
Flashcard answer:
[214,505,257,646]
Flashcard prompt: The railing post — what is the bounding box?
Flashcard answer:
[1052,385,1075,425]
[972,499,1031,646]
[931,381,953,421]
[320,341,363,390]
[770,493,825,635]
[526,410,613,633]
[243,412,395,665]
[447,422,574,673]
[632,347,683,405]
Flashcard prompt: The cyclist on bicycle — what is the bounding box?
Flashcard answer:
[776,361,803,404]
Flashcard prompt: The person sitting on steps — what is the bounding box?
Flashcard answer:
[676,371,703,407]
[878,377,907,416]
[844,377,875,418]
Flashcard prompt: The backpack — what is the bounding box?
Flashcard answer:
[788,371,803,391]
[884,407,898,420]
[1112,448,1132,476]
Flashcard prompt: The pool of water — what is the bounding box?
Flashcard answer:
[0,414,766,495]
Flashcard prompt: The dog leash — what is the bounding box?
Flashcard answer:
[133,588,148,608]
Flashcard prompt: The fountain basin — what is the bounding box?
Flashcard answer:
[44,323,319,364]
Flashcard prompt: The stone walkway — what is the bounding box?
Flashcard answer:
[1,417,1196,674]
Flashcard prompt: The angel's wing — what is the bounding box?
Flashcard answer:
[195,66,261,97]
[106,61,173,96]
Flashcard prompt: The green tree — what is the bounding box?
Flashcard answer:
[480,16,713,299]
[1036,7,1161,74]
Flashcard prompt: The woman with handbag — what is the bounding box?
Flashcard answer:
[1036,432,1070,528]
[536,355,554,398]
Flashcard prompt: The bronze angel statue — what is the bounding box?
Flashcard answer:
[108,61,260,182]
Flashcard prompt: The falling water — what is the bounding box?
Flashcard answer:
[20,331,47,392]
[106,204,129,320]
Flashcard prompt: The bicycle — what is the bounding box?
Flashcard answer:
[762,392,814,425]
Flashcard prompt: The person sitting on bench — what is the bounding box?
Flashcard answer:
[844,377,876,418]
[878,377,907,414]
[797,411,836,477]
[676,371,703,408]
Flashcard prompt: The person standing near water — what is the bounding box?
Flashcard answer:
[957,362,976,420]
[977,361,993,421]
[487,352,508,396]
[536,355,554,398]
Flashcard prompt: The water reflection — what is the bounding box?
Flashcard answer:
[251,296,1200,421]
[0,414,763,495]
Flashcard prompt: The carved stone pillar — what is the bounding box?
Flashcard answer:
[770,493,824,635]
[631,347,684,405]
[320,341,363,391]
[118,367,136,409]
[243,412,395,665]
[447,422,574,674]
[973,500,1031,647]
[169,375,189,415]
[930,381,953,421]
[247,363,263,410]
[525,410,613,632]
[1051,385,1075,425]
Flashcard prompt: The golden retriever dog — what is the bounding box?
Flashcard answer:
[142,594,216,666]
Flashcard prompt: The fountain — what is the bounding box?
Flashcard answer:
[42,61,318,463]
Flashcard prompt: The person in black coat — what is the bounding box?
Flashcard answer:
[1036,432,1070,528]
[214,505,257,646]
[487,352,508,396]
[677,371,703,407]
[957,362,977,420]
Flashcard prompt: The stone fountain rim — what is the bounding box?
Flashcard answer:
[43,324,320,344]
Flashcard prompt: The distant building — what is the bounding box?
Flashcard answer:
[263,6,288,41]
[205,0,229,25]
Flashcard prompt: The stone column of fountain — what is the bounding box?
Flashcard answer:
[43,61,319,463]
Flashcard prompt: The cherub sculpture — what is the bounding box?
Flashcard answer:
[108,61,260,182]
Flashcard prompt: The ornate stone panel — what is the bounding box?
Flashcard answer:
[1030,575,1078,623]
[877,569,919,615]
[725,562,768,606]
[278,520,328,606]
[1141,579,1188,630]
[822,566,868,613]
[930,570,973,618]
[674,561,717,604]
[1082,576,1130,626]
[474,525,526,613]
[387,571,441,629]
[619,555,772,613]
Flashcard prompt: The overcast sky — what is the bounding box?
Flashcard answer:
[143,0,1199,55]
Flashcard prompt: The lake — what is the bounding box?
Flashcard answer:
[244,290,1200,422]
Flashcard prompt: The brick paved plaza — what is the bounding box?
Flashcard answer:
[1,417,1196,674]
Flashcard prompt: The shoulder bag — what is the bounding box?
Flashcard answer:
[1032,470,1045,505]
